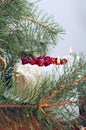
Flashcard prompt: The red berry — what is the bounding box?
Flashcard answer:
[50,57,55,64]
[32,57,37,64]
[37,58,44,66]
[61,58,67,65]
[22,57,29,65]
[29,58,36,65]
[44,56,51,66]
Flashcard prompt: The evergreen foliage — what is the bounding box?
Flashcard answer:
[0,0,86,130]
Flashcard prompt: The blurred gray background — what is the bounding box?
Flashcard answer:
[36,0,86,57]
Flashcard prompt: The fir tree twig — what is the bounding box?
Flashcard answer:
[39,75,86,104]
[23,17,57,34]
[39,100,78,107]
[0,104,37,108]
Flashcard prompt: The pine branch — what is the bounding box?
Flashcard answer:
[0,104,37,108]
[39,75,86,104]
[39,100,78,107]
[0,101,78,109]
[23,17,57,34]
[0,0,13,7]
[30,116,42,130]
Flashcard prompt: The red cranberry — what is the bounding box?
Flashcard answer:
[44,56,51,66]
[37,58,44,66]
[22,57,29,64]
[29,58,36,65]
[61,58,67,65]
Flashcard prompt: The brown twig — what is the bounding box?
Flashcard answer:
[0,0,13,7]
[40,76,86,103]
[0,104,37,108]
[39,107,65,130]
[39,100,78,108]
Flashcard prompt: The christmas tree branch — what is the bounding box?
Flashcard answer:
[39,75,86,103]
[0,0,13,7]
[39,100,78,107]
[23,17,57,34]
[39,107,66,130]
[0,104,37,108]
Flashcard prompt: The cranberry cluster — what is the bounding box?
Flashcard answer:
[22,56,67,66]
